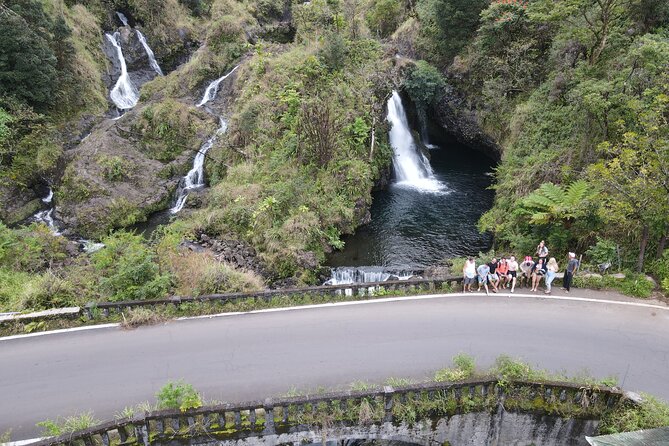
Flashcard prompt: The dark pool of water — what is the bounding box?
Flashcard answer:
[327,140,495,268]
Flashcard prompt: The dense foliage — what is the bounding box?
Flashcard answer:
[1,0,668,314]
[412,0,669,274]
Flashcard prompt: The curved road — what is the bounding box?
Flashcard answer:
[2,291,669,440]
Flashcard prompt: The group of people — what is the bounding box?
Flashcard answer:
[462,241,581,295]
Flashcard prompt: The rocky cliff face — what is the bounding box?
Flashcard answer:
[55,100,217,237]
[431,84,500,161]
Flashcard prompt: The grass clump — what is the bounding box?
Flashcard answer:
[435,353,476,382]
[37,411,100,437]
[599,393,669,434]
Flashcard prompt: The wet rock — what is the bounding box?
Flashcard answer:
[0,184,41,225]
[424,266,451,280]
[432,83,500,161]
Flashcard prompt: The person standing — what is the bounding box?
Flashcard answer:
[530,258,545,292]
[544,257,559,294]
[463,257,476,292]
[536,240,549,267]
[477,262,491,295]
[564,252,579,293]
[507,255,519,293]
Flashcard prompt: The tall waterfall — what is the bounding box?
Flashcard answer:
[387,91,445,193]
[33,188,60,235]
[170,66,239,214]
[105,32,139,110]
[136,30,164,76]
[197,66,239,107]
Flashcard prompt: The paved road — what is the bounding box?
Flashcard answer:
[2,291,669,440]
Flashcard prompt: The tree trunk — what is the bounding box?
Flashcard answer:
[637,225,650,272]
[656,233,668,259]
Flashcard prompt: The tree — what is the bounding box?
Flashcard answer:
[588,81,669,271]
[416,0,488,64]
[0,6,58,109]
[528,0,630,65]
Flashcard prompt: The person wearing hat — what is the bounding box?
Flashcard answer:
[563,252,579,293]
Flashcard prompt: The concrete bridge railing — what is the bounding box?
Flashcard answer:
[30,378,626,446]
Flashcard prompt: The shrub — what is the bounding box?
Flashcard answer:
[586,238,618,267]
[156,380,202,411]
[19,270,77,310]
[97,155,128,182]
[92,231,171,302]
[402,60,445,110]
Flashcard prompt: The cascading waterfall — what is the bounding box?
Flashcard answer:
[170,117,227,213]
[197,66,239,107]
[136,30,164,76]
[33,188,60,235]
[387,91,446,193]
[170,66,239,214]
[105,32,139,110]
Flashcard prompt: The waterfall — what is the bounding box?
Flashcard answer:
[136,30,164,76]
[105,32,139,110]
[33,188,60,235]
[197,65,239,107]
[116,11,130,27]
[170,118,227,213]
[325,267,415,285]
[387,91,445,193]
[170,66,239,214]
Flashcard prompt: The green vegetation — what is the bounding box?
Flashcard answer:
[156,380,203,411]
[35,356,669,440]
[37,412,100,437]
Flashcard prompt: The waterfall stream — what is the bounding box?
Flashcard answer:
[105,32,140,110]
[170,66,239,214]
[116,11,130,27]
[33,188,60,235]
[136,30,164,76]
[197,66,239,107]
[387,91,446,193]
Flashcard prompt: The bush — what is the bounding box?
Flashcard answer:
[586,238,618,267]
[599,394,669,434]
[435,353,476,381]
[92,231,171,302]
[402,60,445,110]
[156,380,202,411]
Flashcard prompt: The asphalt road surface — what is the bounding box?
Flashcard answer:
[2,291,669,440]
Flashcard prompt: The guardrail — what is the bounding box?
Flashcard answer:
[29,378,626,446]
[80,277,462,320]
